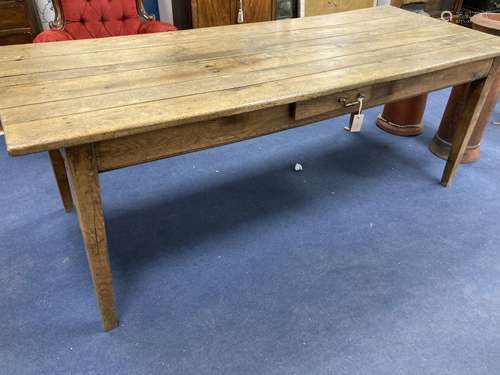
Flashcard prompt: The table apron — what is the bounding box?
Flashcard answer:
[93,59,493,172]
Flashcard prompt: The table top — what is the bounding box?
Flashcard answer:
[1,6,499,156]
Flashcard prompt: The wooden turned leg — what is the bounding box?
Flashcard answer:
[64,144,118,331]
[441,59,500,187]
[49,150,74,212]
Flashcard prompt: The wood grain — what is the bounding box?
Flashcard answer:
[243,0,275,23]
[441,58,500,186]
[192,0,234,28]
[94,59,492,171]
[95,105,324,171]
[48,149,74,212]
[0,1,30,30]
[0,11,433,77]
[0,27,479,120]
[4,36,498,156]
[0,0,38,46]
[294,60,492,121]
[0,12,422,89]
[1,6,500,157]
[0,5,401,63]
[64,144,117,331]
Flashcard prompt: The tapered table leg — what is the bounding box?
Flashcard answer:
[431,13,500,163]
[64,144,118,331]
[430,77,499,163]
[441,58,500,187]
[49,150,74,212]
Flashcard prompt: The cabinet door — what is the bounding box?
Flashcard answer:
[192,0,275,28]
[0,0,30,30]
[192,0,234,28]
[240,0,275,23]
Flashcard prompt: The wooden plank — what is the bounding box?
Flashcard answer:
[95,105,327,171]
[0,27,477,113]
[4,37,499,156]
[0,13,429,88]
[0,16,453,95]
[441,58,500,186]
[64,144,117,331]
[95,60,492,172]
[0,5,403,62]
[294,60,493,121]
[0,12,436,78]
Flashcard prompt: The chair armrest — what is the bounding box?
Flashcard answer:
[139,21,177,34]
[34,30,74,43]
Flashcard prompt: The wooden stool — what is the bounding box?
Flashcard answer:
[430,13,500,162]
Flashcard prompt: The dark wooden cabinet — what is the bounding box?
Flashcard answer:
[243,0,275,23]
[192,0,234,27]
[191,0,276,28]
[0,0,39,46]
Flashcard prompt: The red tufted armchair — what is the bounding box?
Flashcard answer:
[34,0,176,214]
[34,0,176,43]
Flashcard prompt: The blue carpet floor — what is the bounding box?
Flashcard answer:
[1,90,500,375]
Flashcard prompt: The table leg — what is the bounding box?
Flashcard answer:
[49,150,74,212]
[429,75,499,163]
[64,144,118,331]
[441,58,500,187]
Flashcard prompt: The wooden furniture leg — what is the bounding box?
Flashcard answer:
[441,58,500,187]
[431,12,500,163]
[48,150,74,212]
[430,74,499,163]
[64,144,118,331]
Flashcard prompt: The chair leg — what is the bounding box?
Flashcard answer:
[49,150,74,212]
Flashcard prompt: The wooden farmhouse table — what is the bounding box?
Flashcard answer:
[1,6,499,331]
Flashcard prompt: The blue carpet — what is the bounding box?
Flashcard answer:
[1,90,500,375]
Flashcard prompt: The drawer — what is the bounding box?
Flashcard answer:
[0,1,29,30]
[0,28,33,45]
[293,60,493,122]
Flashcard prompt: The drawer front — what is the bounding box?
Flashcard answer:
[0,28,32,45]
[0,1,29,30]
